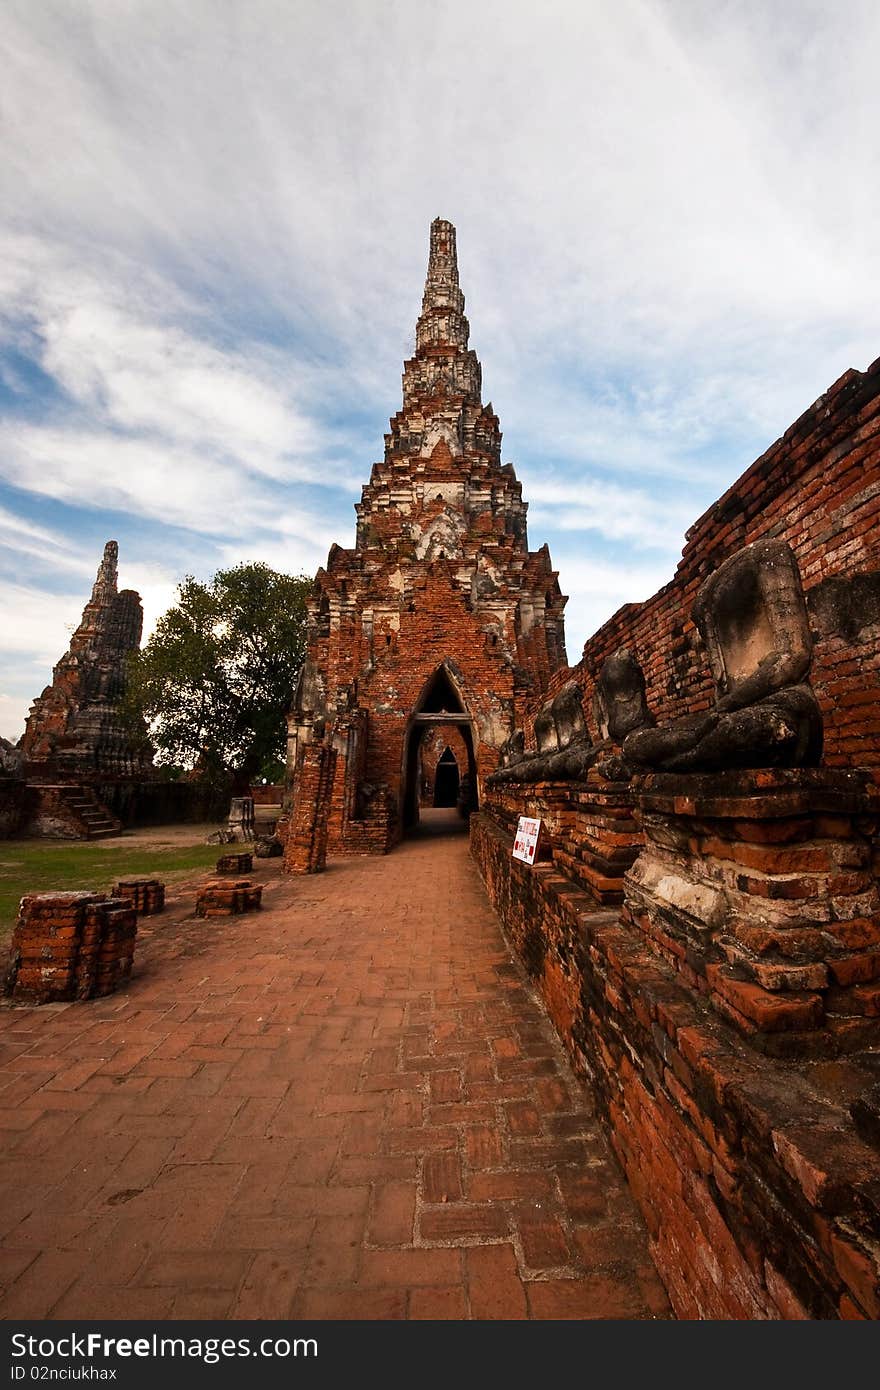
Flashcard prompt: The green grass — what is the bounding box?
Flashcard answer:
[0,840,222,944]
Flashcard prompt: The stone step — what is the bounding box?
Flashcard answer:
[57,786,123,838]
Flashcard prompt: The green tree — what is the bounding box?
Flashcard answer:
[126,562,311,785]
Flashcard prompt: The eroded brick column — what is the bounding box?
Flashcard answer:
[284,743,337,874]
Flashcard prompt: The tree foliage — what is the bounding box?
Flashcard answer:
[125,562,311,782]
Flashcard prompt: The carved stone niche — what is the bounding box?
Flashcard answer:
[624,540,823,773]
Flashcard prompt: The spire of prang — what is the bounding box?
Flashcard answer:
[353,219,524,550]
[414,216,471,357]
[72,539,120,653]
[91,540,119,604]
[425,218,460,295]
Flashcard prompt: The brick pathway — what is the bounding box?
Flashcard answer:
[0,813,669,1320]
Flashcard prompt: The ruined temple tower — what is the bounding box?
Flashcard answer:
[20,541,151,783]
[287,219,567,855]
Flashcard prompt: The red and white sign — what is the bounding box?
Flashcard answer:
[512,816,544,865]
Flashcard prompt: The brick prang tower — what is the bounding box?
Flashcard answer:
[20,541,152,781]
[287,218,568,854]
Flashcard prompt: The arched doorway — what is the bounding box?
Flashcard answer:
[402,664,479,832]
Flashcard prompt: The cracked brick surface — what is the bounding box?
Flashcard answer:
[0,813,669,1320]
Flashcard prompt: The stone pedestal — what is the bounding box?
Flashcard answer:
[561,777,642,905]
[112,878,165,914]
[624,768,880,1054]
[227,797,255,842]
[4,892,138,1003]
[482,770,642,906]
[195,879,262,917]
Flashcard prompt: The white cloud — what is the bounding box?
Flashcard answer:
[0,0,878,734]
[0,504,95,578]
[0,690,32,744]
[528,479,695,549]
[120,561,182,646]
[554,552,678,662]
[0,582,82,664]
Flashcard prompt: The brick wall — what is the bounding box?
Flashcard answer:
[542,358,880,774]
[472,810,880,1318]
[0,781,27,839]
[469,357,880,1319]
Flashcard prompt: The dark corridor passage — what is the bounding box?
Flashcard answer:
[433,749,461,807]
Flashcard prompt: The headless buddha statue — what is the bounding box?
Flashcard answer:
[623,539,823,773]
[490,650,655,784]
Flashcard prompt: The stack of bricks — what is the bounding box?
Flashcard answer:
[195,879,262,917]
[625,768,880,1056]
[484,771,642,906]
[4,891,138,1004]
[283,743,337,874]
[112,878,165,915]
[89,900,139,997]
[215,853,253,874]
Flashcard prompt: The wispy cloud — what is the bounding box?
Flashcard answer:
[527,478,695,549]
[0,0,877,737]
[0,504,94,577]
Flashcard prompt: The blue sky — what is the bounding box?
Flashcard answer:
[1,0,878,740]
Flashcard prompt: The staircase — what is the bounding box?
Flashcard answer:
[59,785,123,840]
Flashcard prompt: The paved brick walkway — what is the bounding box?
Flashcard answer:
[0,813,669,1320]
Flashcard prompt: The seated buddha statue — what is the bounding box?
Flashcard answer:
[622,539,823,773]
